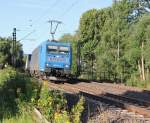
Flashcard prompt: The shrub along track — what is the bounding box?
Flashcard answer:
[46,80,150,122]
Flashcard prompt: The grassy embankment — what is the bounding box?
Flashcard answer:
[0,67,40,123]
[0,67,84,123]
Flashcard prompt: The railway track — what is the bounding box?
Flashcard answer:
[67,80,150,102]
[103,93,150,107]
[47,81,150,119]
[93,82,150,96]
[80,91,150,118]
[76,79,150,92]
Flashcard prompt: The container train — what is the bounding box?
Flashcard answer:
[25,40,72,79]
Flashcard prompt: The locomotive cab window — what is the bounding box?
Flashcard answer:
[47,45,58,53]
[59,46,69,54]
[47,45,69,54]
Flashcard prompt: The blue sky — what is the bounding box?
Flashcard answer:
[0,0,112,54]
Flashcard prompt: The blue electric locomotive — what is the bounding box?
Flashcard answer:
[29,40,72,78]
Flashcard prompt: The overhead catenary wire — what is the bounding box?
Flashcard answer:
[18,30,36,41]
[17,0,62,42]
[48,0,80,37]
[30,0,79,33]
[59,0,79,19]
[19,0,79,43]
[30,0,62,27]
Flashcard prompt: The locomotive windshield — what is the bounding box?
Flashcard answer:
[59,46,69,54]
[47,45,69,54]
[47,45,57,53]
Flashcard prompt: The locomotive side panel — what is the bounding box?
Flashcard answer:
[25,54,31,71]
[39,42,47,72]
[30,47,40,73]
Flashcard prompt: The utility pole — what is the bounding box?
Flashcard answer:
[47,20,62,41]
[12,28,16,67]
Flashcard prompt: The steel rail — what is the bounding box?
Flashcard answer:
[47,81,150,118]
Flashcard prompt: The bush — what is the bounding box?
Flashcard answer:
[2,104,34,123]
[71,96,84,123]
[0,67,40,121]
[0,67,16,87]
[54,111,70,123]
[36,84,84,123]
[36,84,67,122]
[0,67,84,122]
[126,72,150,89]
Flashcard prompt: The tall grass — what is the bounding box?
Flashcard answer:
[2,112,35,123]
[0,67,40,122]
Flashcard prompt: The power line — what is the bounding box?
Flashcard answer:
[30,0,79,35]
[59,0,79,19]
[18,0,62,43]
[55,0,79,35]
[20,0,79,44]
[18,30,36,41]
[30,0,62,27]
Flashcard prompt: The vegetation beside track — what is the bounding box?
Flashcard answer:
[33,83,84,123]
[59,0,150,89]
[0,67,39,122]
[2,108,34,123]
[0,37,24,69]
[0,67,84,123]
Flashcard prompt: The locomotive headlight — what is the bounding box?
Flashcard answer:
[65,65,69,68]
[46,64,49,67]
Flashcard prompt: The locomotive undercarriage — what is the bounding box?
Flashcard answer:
[32,68,71,80]
[45,68,70,77]
[30,68,71,81]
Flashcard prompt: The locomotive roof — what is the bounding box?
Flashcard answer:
[44,40,71,46]
[32,40,71,53]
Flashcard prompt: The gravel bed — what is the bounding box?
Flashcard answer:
[48,81,150,122]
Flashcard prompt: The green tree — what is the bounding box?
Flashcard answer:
[79,1,133,81]
[59,33,79,76]
[0,38,12,68]
[0,37,24,68]
[125,14,150,81]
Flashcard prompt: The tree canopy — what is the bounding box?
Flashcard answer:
[0,37,24,68]
[59,0,150,87]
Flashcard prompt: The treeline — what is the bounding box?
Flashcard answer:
[60,0,150,87]
[0,37,24,69]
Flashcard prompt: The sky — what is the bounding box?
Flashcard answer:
[0,0,113,54]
